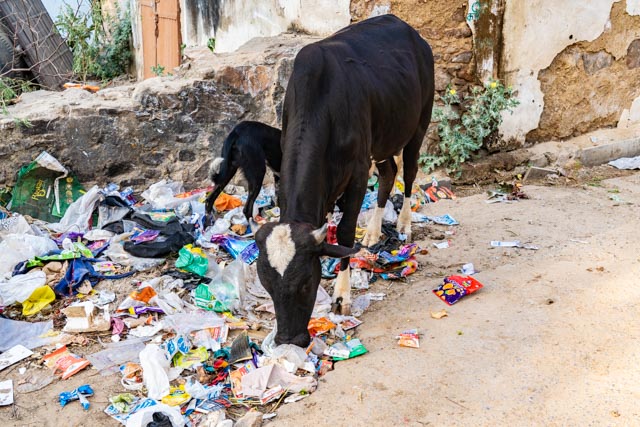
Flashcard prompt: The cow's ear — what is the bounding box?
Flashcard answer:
[320,242,358,259]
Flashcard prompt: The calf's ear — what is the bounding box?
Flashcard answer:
[320,242,359,259]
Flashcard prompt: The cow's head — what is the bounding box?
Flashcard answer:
[254,221,358,347]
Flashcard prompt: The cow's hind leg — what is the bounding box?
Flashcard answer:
[332,173,368,315]
[397,111,432,240]
[362,158,397,247]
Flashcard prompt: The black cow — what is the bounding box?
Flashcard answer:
[205,121,282,222]
[253,15,435,347]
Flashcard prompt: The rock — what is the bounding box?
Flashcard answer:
[457,150,531,184]
[0,35,316,190]
[451,51,473,63]
[435,68,451,91]
[626,39,640,69]
[523,166,558,182]
[529,152,553,168]
[235,410,263,427]
[582,51,612,75]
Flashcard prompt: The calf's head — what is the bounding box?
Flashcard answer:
[255,222,357,347]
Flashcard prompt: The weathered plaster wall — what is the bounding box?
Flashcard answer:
[182,0,351,52]
[499,0,619,143]
[528,1,640,141]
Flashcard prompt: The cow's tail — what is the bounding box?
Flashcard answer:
[210,129,239,181]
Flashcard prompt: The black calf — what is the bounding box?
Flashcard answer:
[205,121,282,222]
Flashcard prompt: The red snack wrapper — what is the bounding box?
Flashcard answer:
[43,346,90,380]
[433,275,484,306]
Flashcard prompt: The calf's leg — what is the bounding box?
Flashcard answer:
[242,161,266,222]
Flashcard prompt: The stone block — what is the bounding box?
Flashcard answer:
[523,166,557,182]
[578,137,640,166]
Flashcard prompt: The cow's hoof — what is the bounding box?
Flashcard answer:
[331,297,350,315]
[362,232,381,247]
[339,303,351,316]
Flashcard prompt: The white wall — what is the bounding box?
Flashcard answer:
[181,0,351,53]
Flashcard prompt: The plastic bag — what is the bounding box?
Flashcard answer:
[208,258,244,312]
[163,311,225,336]
[48,185,102,233]
[0,214,33,239]
[0,270,47,307]
[139,344,172,400]
[351,293,371,317]
[0,317,54,351]
[383,199,398,223]
[269,344,308,373]
[0,234,58,279]
[141,180,201,210]
[85,337,148,376]
[22,285,56,316]
[175,244,208,276]
[349,268,369,290]
[124,402,184,427]
[103,241,165,272]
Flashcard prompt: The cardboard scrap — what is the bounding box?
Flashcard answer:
[0,345,33,372]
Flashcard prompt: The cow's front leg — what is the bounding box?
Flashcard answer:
[396,196,412,241]
[332,261,351,315]
[362,207,384,247]
[332,171,368,315]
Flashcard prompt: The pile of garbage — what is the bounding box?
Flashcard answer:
[0,152,468,425]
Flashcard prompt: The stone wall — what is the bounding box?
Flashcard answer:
[0,35,314,189]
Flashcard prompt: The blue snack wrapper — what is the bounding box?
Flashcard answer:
[211,235,259,264]
[59,384,94,410]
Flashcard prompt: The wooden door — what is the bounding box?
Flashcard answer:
[140,0,181,79]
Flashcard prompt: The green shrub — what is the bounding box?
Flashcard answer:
[420,80,519,176]
[0,77,34,127]
[56,1,132,82]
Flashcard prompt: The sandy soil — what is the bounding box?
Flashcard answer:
[2,167,640,427]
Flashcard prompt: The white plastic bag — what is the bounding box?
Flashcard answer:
[163,311,225,336]
[141,180,204,209]
[48,185,102,233]
[0,215,34,240]
[139,344,171,400]
[103,241,165,271]
[383,199,398,223]
[125,402,183,427]
[0,270,47,307]
[349,268,370,290]
[209,258,244,312]
[0,234,58,279]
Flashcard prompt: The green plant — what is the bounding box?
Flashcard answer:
[207,38,216,52]
[420,80,519,176]
[151,64,166,77]
[55,0,132,82]
[0,77,34,127]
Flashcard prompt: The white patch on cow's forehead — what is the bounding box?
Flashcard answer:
[210,157,224,176]
[266,224,295,276]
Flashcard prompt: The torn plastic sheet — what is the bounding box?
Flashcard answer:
[0,317,55,351]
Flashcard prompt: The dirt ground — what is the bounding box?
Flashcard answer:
[2,165,640,426]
